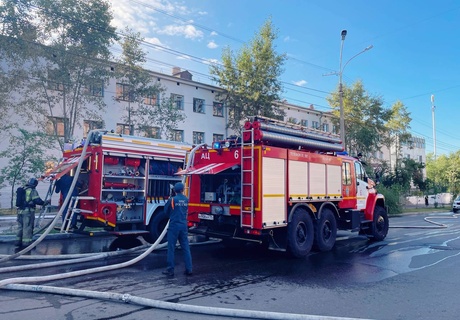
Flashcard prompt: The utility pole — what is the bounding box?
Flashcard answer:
[431,94,436,159]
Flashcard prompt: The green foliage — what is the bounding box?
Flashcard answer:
[377,185,402,215]
[137,94,186,140]
[0,129,55,208]
[380,158,425,194]
[210,18,287,134]
[426,151,460,195]
[115,27,184,138]
[0,0,118,149]
[327,81,393,155]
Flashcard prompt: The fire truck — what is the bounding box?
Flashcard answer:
[180,116,389,258]
[42,131,190,242]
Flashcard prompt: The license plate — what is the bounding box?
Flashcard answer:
[198,213,214,221]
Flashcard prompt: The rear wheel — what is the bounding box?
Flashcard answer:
[142,210,169,244]
[313,208,337,252]
[287,208,314,258]
[368,206,389,241]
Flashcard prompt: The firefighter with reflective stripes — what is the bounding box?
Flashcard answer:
[15,178,48,248]
[162,182,193,277]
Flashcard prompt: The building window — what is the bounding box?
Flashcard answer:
[171,93,184,110]
[193,98,205,113]
[47,69,66,91]
[116,123,133,135]
[144,93,159,106]
[193,131,205,144]
[213,102,223,117]
[142,126,160,139]
[321,123,329,132]
[84,82,104,97]
[312,121,319,129]
[300,119,308,127]
[116,83,133,101]
[171,130,184,142]
[83,120,104,138]
[46,117,68,137]
[332,125,339,134]
[287,117,297,124]
[213,134,224,142]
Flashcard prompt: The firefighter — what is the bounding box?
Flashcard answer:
[15,178,49,248]
[162,182,193,277]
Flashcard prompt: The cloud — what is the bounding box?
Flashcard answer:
[202,58,220,66]
[158,24,204,39]
[176,54,192,61]
[210,31,218,36]
[109,1,158,35]
[284,36,298,43]
[293,80,308,86]
[207,40,218,49]
[144,37,168,49]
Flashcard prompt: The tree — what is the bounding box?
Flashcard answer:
[381,100,412,168]
[137,94,186,140]
[210,18,287,134]
[426,152,460,196]
[115,27,185,138]
[0,129,55,208]
[327,81,392,155]
[0,0,118,150]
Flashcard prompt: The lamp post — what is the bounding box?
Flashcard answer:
[431,94,436,159]
[337,30,373,150]
[338,30,347,151]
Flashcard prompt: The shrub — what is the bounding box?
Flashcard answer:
[376,185,402,215]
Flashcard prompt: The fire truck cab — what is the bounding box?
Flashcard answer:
[43,131,190,242]
[181,116,389,258]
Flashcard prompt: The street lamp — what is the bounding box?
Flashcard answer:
[337,30,373,150]
[431,94,436,159]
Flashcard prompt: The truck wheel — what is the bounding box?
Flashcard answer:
[287,208,314,258]
[313,208,337,252]
[369,206,389,241]
[142,210,168,244]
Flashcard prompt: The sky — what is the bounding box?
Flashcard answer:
[107,0,460,156]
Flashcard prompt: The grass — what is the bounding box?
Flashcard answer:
[0,208,16,216]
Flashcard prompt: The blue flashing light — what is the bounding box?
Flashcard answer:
[213,141,221,149]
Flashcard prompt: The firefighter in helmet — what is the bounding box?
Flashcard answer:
[15,177,49,248]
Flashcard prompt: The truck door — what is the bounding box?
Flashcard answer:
[354,161,368,210]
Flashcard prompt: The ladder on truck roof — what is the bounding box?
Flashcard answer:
[240,127,255,229]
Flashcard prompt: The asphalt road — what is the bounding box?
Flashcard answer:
[1,212,460,320]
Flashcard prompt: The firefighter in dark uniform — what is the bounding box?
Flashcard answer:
[162,182,193,277]
[15,178,48,248]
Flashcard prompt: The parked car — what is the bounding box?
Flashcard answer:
[453,195,460,213]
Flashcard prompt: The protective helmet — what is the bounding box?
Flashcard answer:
[27,177,38,187]
[174,182,184,193]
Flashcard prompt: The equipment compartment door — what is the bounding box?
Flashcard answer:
[262,157,286,227]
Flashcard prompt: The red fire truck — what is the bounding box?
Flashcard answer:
[180,116,389,258]
[42,131,190,242]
